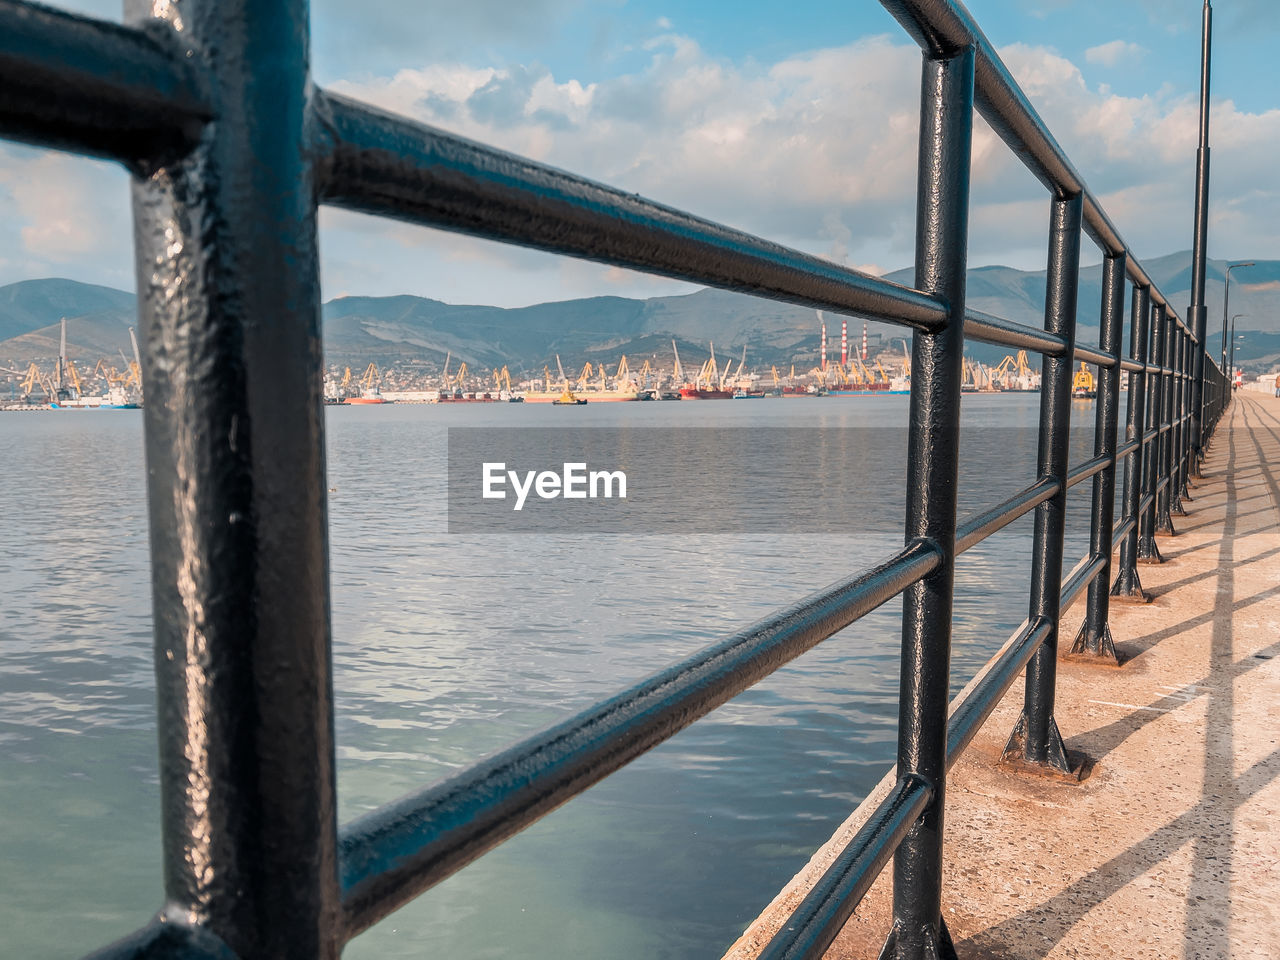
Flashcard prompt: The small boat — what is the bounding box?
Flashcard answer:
[552,388,587,405]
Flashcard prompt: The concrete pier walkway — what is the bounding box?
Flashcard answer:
[727,391,1280,960]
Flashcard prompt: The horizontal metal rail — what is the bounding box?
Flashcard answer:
[1060,552,1108,610]
[311,90,948,332]
[0,0,1223,955]
[753,775,933,960]
[338,540,940,937]
[962,309,1066,355]
[0,1,208,165]
[1067,452,1112,489]
[1114,514,1136,543]
[1073,344,1116,369]
[955,478,1058,554]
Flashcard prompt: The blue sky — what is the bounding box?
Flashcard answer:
[2,0,1277,306]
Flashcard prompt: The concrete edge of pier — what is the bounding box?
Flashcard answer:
[724,390,1280,960]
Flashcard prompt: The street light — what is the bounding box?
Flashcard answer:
[1229,313,1245,382]
[1222,261,1255,370]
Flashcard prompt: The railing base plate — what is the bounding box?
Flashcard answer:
[1066,621,1123,665]
[1110,569,1152,604]
[877,915,958,960]
[1000,713,1087,782]
[1136,536,1165,564]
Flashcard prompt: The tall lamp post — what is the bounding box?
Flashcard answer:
[1222,261,1255,369]
[1223,320,1244,386]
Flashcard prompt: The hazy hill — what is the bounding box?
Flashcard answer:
[2,251,1276,375]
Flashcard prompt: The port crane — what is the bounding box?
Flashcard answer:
[359,363,382,393]
[20,362,51,400]
[1072,362,1096,398]
[614,355,633,389]
[992,350,1037,390]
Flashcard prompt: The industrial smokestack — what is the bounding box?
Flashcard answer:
[862,323,868,361]
[841,319,848,367]
[818,311,827,371]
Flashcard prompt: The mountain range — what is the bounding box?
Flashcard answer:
[2,251,1277,377]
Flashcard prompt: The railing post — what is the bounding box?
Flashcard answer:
[126,1,340,957]
[1070,252,1125,662]
[1169,327,1187,516]
[1155,310,1177,533]
[1137,303,1166,562]
[1112,286,1150,599]
[879,43,972,960]
[1001,191,1082,777]
[1177,327,1193,503]
[1188,0,1213,475]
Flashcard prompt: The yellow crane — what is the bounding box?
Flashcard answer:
[360,363,381,391]
[1072,362,1096,397]
[21,362,50,398]
[453,361,468,390]
[64,358,83,396]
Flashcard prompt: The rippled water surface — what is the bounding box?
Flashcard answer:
[0,397,1105,958]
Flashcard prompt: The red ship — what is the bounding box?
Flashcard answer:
[679,386,733,399]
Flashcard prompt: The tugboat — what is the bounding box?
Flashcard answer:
[552,387,587,405]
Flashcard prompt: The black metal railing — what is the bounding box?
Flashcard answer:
[0,1,1230,958]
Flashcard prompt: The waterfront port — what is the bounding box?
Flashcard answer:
[5,323,1064,411]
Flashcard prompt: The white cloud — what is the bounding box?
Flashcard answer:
[4,27,1279,307]
[0,145,132,287]
[1085,40,1146,68]
[328,33,927,278]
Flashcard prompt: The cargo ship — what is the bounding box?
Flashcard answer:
[676,341,735,399]
[347,363,392,403]
[679,386,733,399]
[438,390,500,403]
[827,382,891,396]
